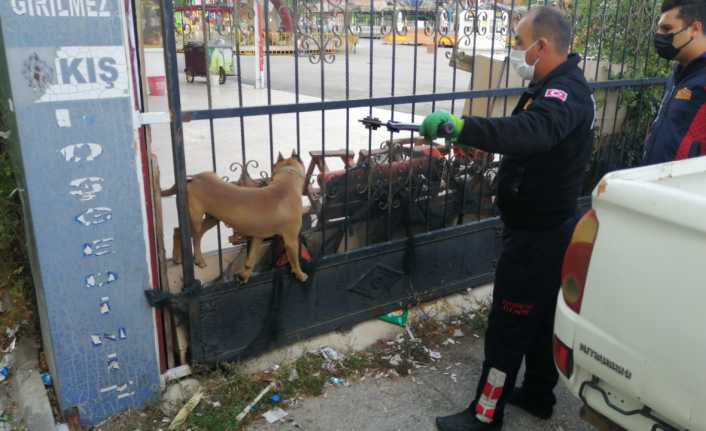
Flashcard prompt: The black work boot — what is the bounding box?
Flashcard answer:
[507,387,556,420]
[436,406,503,431]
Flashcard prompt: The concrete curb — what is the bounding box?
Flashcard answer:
[10,336,55,431]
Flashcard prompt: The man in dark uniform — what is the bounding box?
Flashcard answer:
[643,0,706,165]
[419,6,596,431]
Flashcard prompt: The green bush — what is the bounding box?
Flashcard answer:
[569,0,672,188]
[0,89,34,335]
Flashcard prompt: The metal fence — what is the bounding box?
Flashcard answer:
[154,0,666,361]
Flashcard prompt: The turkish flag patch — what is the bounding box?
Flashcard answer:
[545,88,568,102]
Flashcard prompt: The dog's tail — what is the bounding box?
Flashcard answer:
[161,184,178,197]
[161,176,193,197]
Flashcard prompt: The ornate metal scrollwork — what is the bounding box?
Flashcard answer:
[446,7,477,59]
[282,0,359,64]
[225,159,270,184]
[409,0,514,61]
[381,0,409,38]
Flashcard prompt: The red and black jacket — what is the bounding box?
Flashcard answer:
[643,53,706,165]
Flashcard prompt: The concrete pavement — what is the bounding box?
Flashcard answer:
[246,333,594,431]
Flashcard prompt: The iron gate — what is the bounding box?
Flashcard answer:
[151,0,667,363]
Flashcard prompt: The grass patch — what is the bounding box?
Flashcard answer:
[457,295,492,335]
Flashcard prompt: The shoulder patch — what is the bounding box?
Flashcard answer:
[545,88,568,102]
[675,87,692,101]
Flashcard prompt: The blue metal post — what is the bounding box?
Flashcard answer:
[0,0,161,425]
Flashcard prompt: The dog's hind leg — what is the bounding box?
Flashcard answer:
[237,237,265,283]
[192,215,220,268]
[172,227,183,265]
[189,207,208,268]
[283,231,308,283]
[191,228,208,268]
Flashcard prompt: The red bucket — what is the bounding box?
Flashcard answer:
[147,76,166,96]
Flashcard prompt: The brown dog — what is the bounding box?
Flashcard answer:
[162,152,308,283]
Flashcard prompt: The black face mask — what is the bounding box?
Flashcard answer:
[654,27,693,60]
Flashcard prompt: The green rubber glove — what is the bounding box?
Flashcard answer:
[420,111,464,142]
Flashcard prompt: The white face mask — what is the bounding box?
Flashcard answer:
[509,40,540,81]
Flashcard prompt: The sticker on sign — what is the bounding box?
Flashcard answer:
[35,46,129,103]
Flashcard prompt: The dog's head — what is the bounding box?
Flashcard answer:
[273,150,305,180]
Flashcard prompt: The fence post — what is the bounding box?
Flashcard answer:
[254,0,266,88]
[0,0,161,426]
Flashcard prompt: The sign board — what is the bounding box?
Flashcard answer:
[0,0,160,425]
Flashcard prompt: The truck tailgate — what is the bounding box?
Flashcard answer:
[583,157,706,430]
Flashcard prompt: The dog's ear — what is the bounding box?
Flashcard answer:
[277,152,284,162]
[290,149,302,162]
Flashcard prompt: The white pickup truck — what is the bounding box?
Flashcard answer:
[554,156,706,431]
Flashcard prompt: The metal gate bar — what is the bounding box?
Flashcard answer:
[181,78,666,121]
[160,0,197,279]
[200,0,226,275]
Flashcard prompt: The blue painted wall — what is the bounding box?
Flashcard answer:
[0,0,161,425]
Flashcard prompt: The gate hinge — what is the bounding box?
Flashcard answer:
[144,289,189,317]
[134,111,170,127]
[144,280,200,316]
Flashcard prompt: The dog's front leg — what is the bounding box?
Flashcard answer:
[283,233,308,283]
[237,237,264,283]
